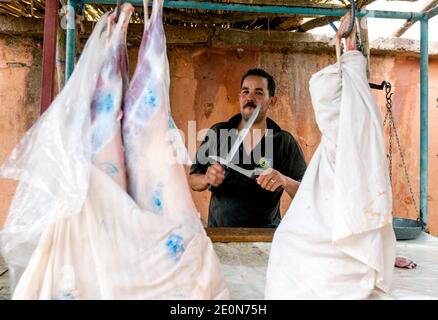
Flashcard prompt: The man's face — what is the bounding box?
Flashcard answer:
[239,75,273,122]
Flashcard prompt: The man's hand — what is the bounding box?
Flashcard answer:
[188,163,226,192]
[256,168,285,192]
[205,163,226,187]
[257,168,301,198]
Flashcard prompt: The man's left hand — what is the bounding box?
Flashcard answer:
[256,168,285,192]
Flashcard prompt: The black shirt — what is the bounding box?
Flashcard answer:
[190,114,307,228]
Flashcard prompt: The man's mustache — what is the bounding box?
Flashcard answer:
[244,101,257,108]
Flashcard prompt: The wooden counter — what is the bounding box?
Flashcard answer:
[205,227,275,242]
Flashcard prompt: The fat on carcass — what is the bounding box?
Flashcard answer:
[121,0,229,299]
[90,12,129,189]
[123,0,193,217]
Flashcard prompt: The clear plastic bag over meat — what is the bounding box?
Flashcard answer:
[1,1,228,299]
[0,12,111,287]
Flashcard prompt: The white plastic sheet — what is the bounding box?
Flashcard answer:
[265,51,396,299]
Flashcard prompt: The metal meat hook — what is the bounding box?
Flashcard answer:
[329,0,366,56]
[115,0,125,23]
[341,0,356,38]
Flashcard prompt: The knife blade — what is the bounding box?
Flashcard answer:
[225,104,261,164]
[207,104,260,190]
[209,155,265,179]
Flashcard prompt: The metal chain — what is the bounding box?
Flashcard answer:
[383,83,393,184]
[382,82,421,223]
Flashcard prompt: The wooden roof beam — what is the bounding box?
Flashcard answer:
[393,0,438,37]
[293,0,375,32]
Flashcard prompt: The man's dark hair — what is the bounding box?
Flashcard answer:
[240,68,276,97]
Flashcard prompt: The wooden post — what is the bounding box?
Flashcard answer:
[40,0,58,114]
